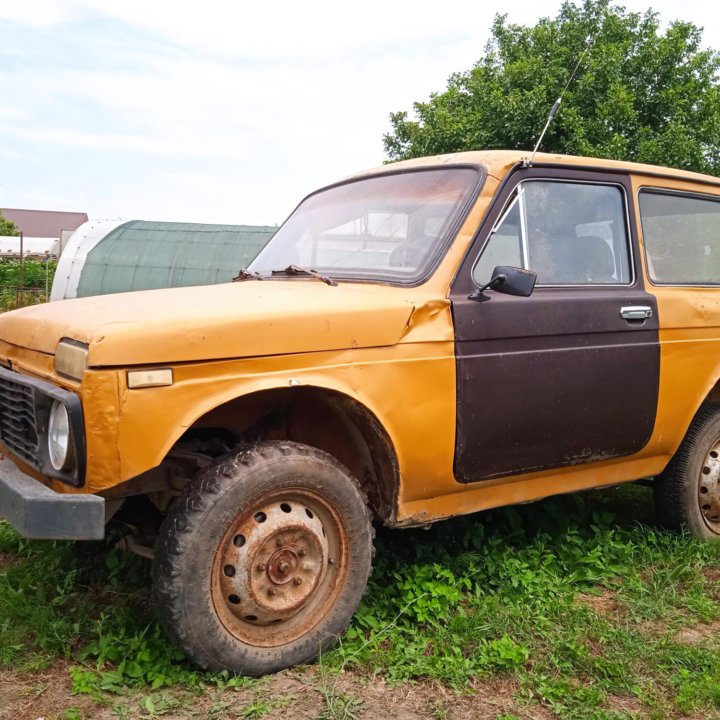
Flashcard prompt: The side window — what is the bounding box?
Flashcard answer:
[473,181,632,286]
[639,190,720,285]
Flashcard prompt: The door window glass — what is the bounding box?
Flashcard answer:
[473,181,632,286]
[639,191,720,285]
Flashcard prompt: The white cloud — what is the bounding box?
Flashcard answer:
[2,0,720,224]
[0,0,85,27]
[3,0,498,58]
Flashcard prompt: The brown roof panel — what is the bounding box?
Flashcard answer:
[1,208,88,238]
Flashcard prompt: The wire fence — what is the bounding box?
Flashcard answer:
[0,259,56,312]
[0,285,50,312]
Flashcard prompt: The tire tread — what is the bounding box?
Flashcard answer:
[655,403,720,532]
[152,440,374,674]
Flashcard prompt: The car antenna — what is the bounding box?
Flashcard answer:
[523,31,597,168]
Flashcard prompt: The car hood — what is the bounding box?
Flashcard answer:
[0,281,417,367]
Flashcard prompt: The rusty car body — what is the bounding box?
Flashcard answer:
[1,150,720,673]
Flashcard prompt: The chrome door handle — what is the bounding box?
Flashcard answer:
[620,305,652,320]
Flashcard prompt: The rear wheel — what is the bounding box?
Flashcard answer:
[655,404,720,540]
[152,441,374,675]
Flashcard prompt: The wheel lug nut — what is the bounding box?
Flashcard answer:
[257,563,267,572]
[298,548,307,557]
[268,588,277,596]
[328,558,335,565]
[277,537,286,547]
[293,577,302,586]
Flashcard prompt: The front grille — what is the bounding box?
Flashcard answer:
[0,374,39,463]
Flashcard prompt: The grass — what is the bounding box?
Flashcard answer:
[0,258,56,311]
[3,483,720,718]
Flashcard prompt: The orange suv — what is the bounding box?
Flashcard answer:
[1,150,719,675]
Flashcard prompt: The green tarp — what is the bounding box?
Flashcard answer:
[76,220,275,297]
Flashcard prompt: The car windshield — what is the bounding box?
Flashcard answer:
[248,168,480,283]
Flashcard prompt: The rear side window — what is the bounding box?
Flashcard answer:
[639,190,720,285]
[473,180,632,286]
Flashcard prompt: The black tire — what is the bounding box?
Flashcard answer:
[152,441,374,675]
[655,403,720,540]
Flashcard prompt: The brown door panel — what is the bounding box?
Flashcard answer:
[451,166,660,483]
[455,288,657,339]
[453,293,659,481]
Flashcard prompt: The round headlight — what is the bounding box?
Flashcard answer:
[48,400,74,471]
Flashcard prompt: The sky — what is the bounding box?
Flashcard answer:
[0,0,719,226]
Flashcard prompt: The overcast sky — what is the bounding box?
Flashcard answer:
[0,0,718,226]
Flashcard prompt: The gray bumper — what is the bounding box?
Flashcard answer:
[0,459,104,540]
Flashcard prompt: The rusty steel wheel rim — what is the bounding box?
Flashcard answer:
[698,441,720,533]
[211,488,348,647]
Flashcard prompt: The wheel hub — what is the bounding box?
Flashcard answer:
[699,443,720,527]
[267,547,298,584]
[216,500,330,627]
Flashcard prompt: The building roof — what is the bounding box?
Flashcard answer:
[0,236,58,256]
[1,208,89,239]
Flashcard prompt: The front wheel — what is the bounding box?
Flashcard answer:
[655,404,720,540]
[152,441,374,675]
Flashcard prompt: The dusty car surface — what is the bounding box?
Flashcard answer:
[1,149,720,674]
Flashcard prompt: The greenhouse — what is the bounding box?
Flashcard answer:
[51,219,276,300]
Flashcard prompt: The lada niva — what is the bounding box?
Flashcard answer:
[1,150,719,675]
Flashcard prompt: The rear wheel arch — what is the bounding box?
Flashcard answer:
[655,401,720,538]
[653,375,720,473]
[705,377,720,405]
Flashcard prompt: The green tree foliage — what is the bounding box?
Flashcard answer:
[384,0,720,174]
[0,211,19,237]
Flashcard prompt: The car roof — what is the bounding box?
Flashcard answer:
[346,150,720,188]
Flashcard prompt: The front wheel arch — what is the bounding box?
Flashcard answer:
[148,385,401,525]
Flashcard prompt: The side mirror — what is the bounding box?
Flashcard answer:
[468,265,537,302]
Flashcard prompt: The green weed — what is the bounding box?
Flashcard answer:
[2,483,720,718]
[317,690,363,720]
[0,258,56,310]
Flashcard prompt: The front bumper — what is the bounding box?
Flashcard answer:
[0,458,104,540]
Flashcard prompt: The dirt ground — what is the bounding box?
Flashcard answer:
[6,662,718,720]
[0,664,557,720]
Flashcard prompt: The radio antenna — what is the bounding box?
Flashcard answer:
[523,32,597,167]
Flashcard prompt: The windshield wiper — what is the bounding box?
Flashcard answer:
[270,265,338,286]
[232,268,264,282]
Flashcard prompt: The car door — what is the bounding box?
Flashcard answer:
[450,166,660,483]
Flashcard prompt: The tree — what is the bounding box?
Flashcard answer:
[0,211,19,237]
[384,0,720,175]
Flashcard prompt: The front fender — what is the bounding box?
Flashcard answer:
[111,349,402,491]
